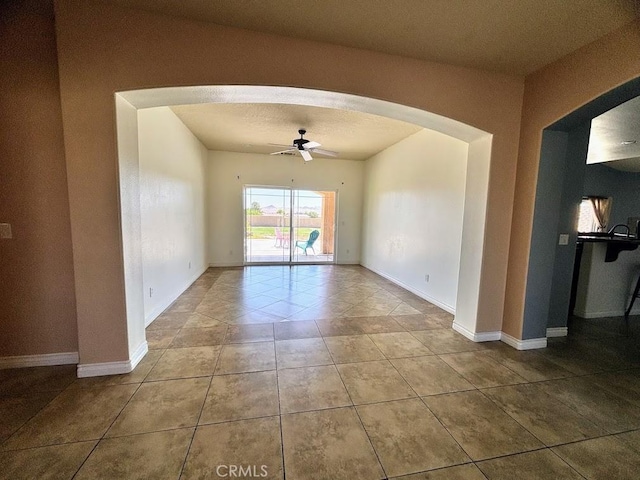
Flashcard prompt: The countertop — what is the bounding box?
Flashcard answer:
[577,233,640,262]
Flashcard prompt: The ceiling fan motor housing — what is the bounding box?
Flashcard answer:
[293,129,309,150]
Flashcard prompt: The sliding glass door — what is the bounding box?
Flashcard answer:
[244,186,336,265]
[244,187,291,264]
[291,189,336,263]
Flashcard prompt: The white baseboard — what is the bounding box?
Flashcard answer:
[129,341,149,371]
[146,297,175,327]
[449,323,549,350]
[452,322,501,342]
[210,261,360,267]
[361,264,455,315]
[209,262,243,268]
[145,266,208,327]
[77,341,148,378]
[451,322,550,349]
[500,333,547,350]
[546,327,568,338]
[0,352,79,370]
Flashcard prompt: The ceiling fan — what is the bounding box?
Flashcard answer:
[270,129,339,162]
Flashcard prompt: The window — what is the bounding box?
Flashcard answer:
[577,196,611,233]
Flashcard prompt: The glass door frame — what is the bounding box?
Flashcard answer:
[243,184,338,266]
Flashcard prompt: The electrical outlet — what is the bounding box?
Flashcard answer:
[346,249,350,254]
[149,287,153,297]
[425,274,430,282]
[0,223,12,239]
[558,234,570,246]
[229,250,233,255]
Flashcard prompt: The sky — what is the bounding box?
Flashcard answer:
[244,187,325,212]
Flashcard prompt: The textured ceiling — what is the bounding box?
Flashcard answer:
[588,95,640,172]
[112,0,639,166]
[110,0,638,75]
[170,103,422,160]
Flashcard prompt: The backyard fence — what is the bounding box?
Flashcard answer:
[247,215,323,228]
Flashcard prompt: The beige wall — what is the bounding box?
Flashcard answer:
[362,129,468,312]
[208,151,364,266]
[53,0,524,364]
[0,1,78,357]
[504,20,640,338]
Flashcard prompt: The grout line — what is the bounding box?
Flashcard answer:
[323,332,388,479]
[176,275,222,478]
[69,377,147,478]
[471,445,555,465]
[381,347,482,465]
[350,404,390,480]
[546,447,589,479]
[0,386,69,449]
[8,266,640,478]
[273,335,287,479]
[475,387,551,447]
[417,392,481,465]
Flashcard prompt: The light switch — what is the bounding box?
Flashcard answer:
[0,223,12,239]
[558,234,569,245]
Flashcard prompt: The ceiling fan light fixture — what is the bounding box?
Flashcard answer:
[269,129,339,162]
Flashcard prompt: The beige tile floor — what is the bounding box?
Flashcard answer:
[2,265,640,479]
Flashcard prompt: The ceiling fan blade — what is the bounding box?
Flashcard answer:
[268,143,295,148]
[310,148,339,157]
[300,149,313,162]
[303,141,321,150]
[270,148,296,155]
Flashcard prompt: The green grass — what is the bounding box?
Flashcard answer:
[246,226,318,240]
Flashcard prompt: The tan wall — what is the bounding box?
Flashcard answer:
[53,0,525,363]
[0,1,78,356]
[503,20,640,338]
[3,0,636,362]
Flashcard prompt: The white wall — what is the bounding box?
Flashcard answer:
[575,242,640,318]
[361,129,468,312]
[208,151,364,265]
[455,135,493,335]
[138,107,208,325]
[115,94,146,365]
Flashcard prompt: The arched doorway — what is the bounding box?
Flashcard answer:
[522,77,640,345]
[99,85,494,377]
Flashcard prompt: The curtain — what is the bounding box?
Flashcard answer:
[590,196,612,232]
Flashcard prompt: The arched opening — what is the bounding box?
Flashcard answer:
[89,85,493,376]
[522,77,640,346]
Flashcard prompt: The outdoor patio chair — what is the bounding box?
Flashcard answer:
[274,227,289,248]
[295,230,320,255]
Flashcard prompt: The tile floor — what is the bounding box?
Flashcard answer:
[2,265,640,479]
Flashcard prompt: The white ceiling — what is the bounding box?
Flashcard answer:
[169,94,640,168]
[110,0,638,75]
[588,95,640,172]
[170,103,423,160]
